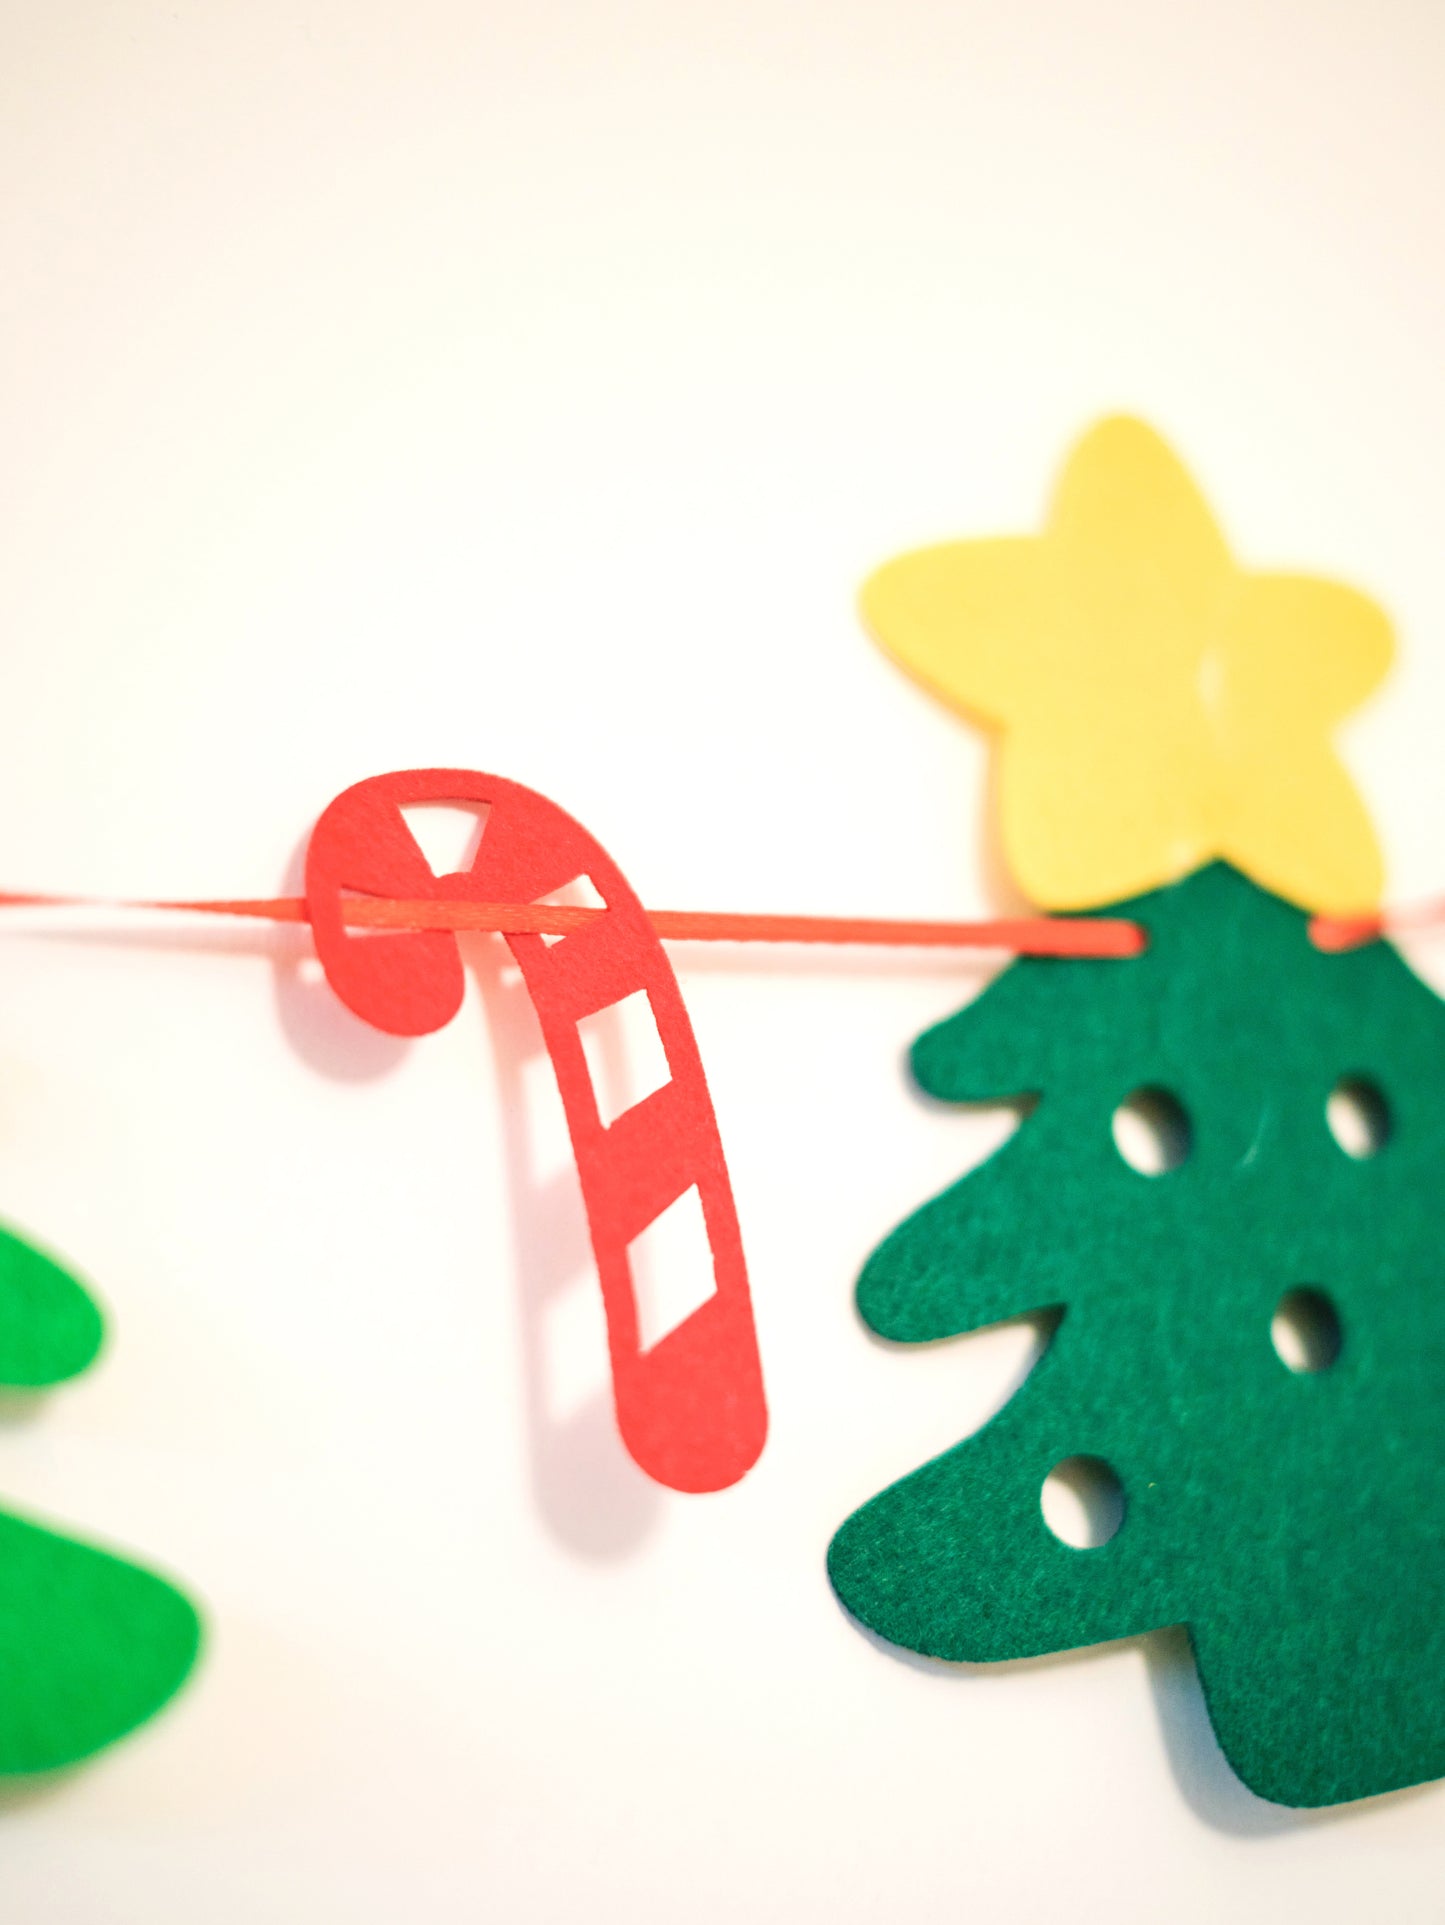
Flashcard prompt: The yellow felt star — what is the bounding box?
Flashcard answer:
[861,417,1393,915]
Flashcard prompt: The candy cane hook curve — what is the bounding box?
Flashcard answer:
[306,769,768,1495]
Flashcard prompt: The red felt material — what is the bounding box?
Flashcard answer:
[305,769,768,1495]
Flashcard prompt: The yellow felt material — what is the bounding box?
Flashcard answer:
[861,417,1393,915]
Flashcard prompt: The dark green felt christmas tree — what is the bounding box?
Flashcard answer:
[829,862,1445,1808]
[0,1224,199,1773]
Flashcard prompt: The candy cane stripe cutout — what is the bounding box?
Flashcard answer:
[306,769,768,1494]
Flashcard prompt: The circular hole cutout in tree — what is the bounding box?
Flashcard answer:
[1326,1077,1390,1159]
[1111,1087,1191,1176]
[1271,1287,1343,1374]
[1040,1455,1126,1550]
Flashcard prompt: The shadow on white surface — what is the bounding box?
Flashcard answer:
[270,838,411,1082]
[0,1766,77,1816]
[272,945,412,1083]
[469,942,661,1561]
[0,857,415,1087]
[834,1593,1442,1836]
[0,1389,48,1429]
[0,894,663,1561]
[0,1606,360,1825]
[1144,1627,1443,1835]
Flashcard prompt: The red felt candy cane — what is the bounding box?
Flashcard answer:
[305,769,768,1494]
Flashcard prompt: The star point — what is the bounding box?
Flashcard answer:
[862,417,1392,915]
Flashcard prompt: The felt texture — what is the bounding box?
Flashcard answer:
[307,769,768,1494]
[0,1220,103,1385]
[829,862,1445,1808]
[0,1225,200,1774]
[859,417,1392,917]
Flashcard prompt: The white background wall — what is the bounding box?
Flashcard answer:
[1,2,1443,1917]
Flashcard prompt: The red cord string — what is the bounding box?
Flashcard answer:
[0,888,1426,957]
[0,890,1143,957]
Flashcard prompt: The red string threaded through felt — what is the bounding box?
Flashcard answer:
[0,888,1430,956]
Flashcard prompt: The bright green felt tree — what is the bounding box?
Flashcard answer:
[0,1226,199,1774]
[829,861,1445,1809]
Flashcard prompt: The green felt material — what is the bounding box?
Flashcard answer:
[0,1225,200,1774]
[828,862,1445,1808]
[0,1221,104,1385]
[0,1507,201,1774]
